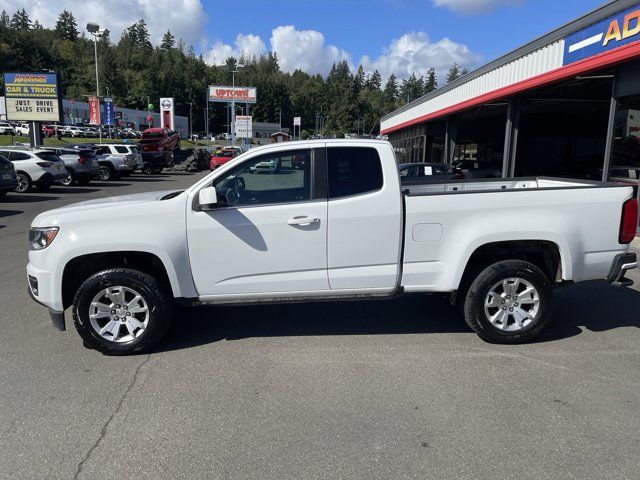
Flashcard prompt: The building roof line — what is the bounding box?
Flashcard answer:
[382,0,636,123]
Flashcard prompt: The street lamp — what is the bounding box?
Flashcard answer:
[230,63,244,145]
[86,22,109,143]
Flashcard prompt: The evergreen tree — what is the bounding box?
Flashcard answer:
[10,8,32,30]
[54,10,78,41]
[384,74,399,102]
[424,67,437,94]
[446,63,461,83]
[160,30,175,51]
[0,10,10,28]
[32,20,43,30]
[369,70,382,90]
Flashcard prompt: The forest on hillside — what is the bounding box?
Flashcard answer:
[0,8,469,135]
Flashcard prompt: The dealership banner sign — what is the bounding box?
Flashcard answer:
[2,72,61,121]
[103,97,114,125]
[88,96,100,125]
[564,4,640,65]
[209,86,257,103]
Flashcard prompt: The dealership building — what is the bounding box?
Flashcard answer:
[382,0,640,184]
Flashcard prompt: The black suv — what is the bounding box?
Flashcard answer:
[0,153,18,197]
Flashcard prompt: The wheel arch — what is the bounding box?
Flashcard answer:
[61,251,179,310]
[455,240,566,295]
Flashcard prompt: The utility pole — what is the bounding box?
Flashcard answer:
[230,63,244,146]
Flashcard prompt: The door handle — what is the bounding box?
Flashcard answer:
[286,216,320,226]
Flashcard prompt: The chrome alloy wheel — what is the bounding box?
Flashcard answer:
[483,277,540,332]
[15,174,29,193]
[88,286,149,343]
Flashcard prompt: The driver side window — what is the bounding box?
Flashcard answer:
[212,150,311,208]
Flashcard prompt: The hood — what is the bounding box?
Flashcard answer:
[32,190,183,226]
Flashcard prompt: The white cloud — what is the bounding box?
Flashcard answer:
[432,0,522,14]
[0,0,207,45]
[270,25,351,75]
[360,32,479,81]
[205,33,266,65]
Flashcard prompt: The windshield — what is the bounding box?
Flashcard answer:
[142,132,163,139]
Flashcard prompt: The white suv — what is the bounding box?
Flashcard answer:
[96,144,143,170]
[15,124,30,136]
[60,126,86,138]
[0,123,16,135]
[0,147,68,192]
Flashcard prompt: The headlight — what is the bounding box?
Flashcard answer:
[29,227,59,250]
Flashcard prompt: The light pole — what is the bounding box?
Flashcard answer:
[276,108,282,131]
[86,22,109,143]
[230,63,244,145]
[187,102,193,140]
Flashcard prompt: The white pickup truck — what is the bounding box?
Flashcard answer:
[27,140,638,354]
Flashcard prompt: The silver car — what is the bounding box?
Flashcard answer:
[93,145,138,181]
[43,147,100,186]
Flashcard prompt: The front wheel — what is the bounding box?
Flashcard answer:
[59,168,74,186]
[72,268,173,355]
[463,259,553,344]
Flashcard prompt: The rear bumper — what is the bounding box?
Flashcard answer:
[0,177,18,190]
[607,252,637,287]
[35,172,66,186]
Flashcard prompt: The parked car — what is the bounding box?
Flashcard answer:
[42,125,58,138]
[92,144,138,180]
[451,159,502,178]
[15,123,30,136]
[95,144,143,171]
[139,127,180,154]
[0,122,16,135]
[26,140,638,354]
[59,126,86,138]
[0,147,67,192]
[399,163,465,182]
[42,147,100,186]
[209,150,237,170]
[0,153,18,196]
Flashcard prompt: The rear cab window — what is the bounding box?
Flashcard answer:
[327,147,383,198]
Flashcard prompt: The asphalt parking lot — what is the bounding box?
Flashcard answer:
[1,172,639,480]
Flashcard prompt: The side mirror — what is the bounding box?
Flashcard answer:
[197,186,217,210]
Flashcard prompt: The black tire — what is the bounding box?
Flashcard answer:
[142,164,154,175]
[463,259,553,344]
[151,167,163,174]
[98,164,116,181]
[72,268,173,355]
[15,172,31,193]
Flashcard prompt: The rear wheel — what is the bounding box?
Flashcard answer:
[98,164,116,181]
[463,259,553,344]
[15,172,31,193]
[72,268,173,355]
[142,164,154,175]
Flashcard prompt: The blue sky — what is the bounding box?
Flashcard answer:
[3,0,611,78]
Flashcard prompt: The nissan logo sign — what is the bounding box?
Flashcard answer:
[161,100,172,110]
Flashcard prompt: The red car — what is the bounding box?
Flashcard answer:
[139,127,180,153]
[209,150,237,170]
[42,125,57,137]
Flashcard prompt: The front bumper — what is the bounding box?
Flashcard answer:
[26,263,66,331]
[607,252,637,287]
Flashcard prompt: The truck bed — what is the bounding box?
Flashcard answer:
[401,177,610,196]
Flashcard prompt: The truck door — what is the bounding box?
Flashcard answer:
[326,145,403,292]
[187,147,330,297]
